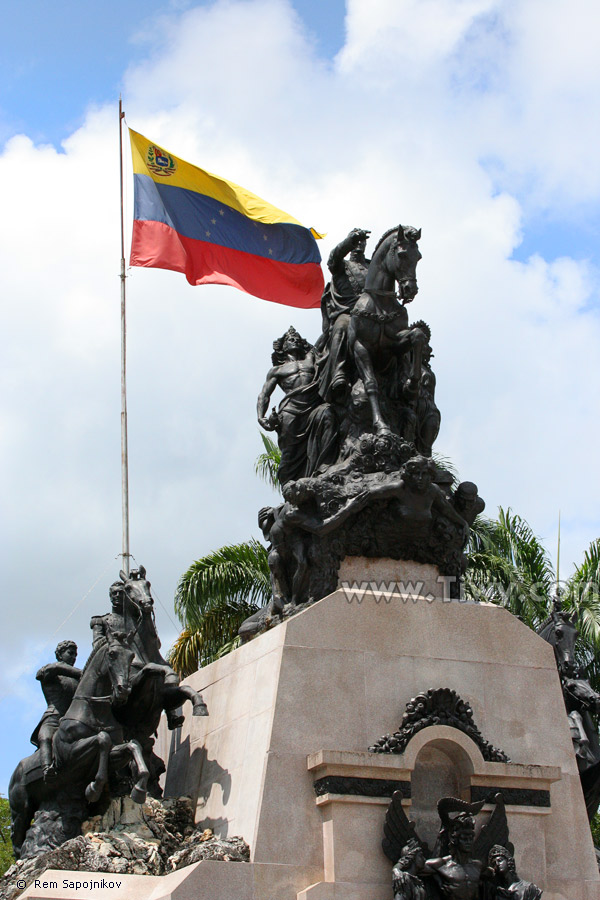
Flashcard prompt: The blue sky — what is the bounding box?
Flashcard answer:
[0,0,346,145]
[4,0,595,275]
[512,208,600,267]
[1,0,600,796]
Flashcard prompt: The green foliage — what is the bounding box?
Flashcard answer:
[591,810,600,848]
[0,796,14,876]
[464,507,556,628]
[254,432,281,492]
[169,539,270,675]
[464,517,600,830]
[562,539,600,695]
[463,519,600,698]
[566,539,600,642]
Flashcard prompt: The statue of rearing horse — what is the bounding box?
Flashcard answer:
[348,224,426,435]
[9,625,151,859]
[10,565,210,860]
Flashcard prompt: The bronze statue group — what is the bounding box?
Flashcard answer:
[9,567,208,860]
[243,226,485,637]
[384,793,542,899]
[12,225,599,900]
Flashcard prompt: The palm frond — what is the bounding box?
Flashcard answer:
[168,625,247,676]
[254,432,282,491]
[173,538,271,667]
[467,514,499,554]
[464,507,555,628]
[215,635,242,658]
[568,539,600,601]
[562,539,600,682]
[176,539,270,624]
[431,453,459,487]
[168,627,205,678]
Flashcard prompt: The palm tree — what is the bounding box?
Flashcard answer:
[464,507,556,629]
[562,539,600,693]
[170,539,271,676]
[466,515,600,694]
[566,539,600,644]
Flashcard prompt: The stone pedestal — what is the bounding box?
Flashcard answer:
[20,560,600,900]
[158,559,599,900]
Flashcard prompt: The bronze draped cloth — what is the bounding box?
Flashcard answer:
[276,380,338,487]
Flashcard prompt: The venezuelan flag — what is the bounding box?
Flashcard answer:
[129,130,324,308]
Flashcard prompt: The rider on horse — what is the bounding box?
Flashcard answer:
[91,578,195,730]
[30,640,81,781]
[317,228,371,403]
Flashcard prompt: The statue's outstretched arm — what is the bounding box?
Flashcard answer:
[422,857,444,873]
[317,490,369,535]
[287,491,368,537]
[328,230,362,273]
[365,479,403,502]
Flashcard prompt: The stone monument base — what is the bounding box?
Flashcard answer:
[18,560,600,900]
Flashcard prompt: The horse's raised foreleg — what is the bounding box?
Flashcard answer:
[353,338,390,433]
[84,731,112,802]
[53,726,114,804]
[110,740,149,804]
[164,684,209,717]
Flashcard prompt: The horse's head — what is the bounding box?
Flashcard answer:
[538,605,579,676]
[104,627,135,706]
[564,675,600,713]
[394,225,422,303]
[119,564,154,618]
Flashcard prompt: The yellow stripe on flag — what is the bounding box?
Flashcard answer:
[130,129,323,238]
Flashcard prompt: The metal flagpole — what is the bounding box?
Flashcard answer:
[556,509,561,596]
[119,96,130,577]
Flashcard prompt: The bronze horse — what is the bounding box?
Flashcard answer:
[9,626,151,858]
[348,225,426,434]
[538,603,600,819]
[538,603,579,675]
[103,566,209,796]
[117,566,209,725]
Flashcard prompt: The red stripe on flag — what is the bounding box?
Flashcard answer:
[130,219,323,308]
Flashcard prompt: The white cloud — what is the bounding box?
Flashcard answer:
[340,0,497,75]
[2,0,600,788]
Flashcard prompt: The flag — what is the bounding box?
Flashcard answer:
[129,129,324,308]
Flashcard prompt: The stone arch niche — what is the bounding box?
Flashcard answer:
[409,733,475,849]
